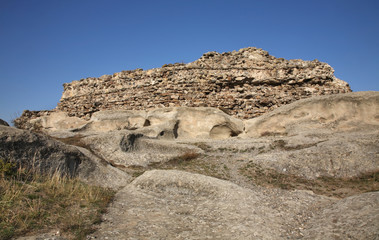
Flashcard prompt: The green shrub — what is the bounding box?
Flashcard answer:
[0,159,17,178]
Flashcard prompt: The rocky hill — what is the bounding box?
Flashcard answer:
[4,91,378,239]
[4,48,379,239]
[14,47,350,129]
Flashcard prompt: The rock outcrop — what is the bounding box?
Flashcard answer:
[244,91,379,137]
[0,125,85,176]
[240,91,379,179]
[80,131,202,167]
[13,92,379,139]
[13,91,377,178]
[20,107,244,140]
[6,47,379,239]
[89,170,379,239]
[14,47,351,129]
[302,191,379,239]
[0,125,130,189]
[0,118,9,126]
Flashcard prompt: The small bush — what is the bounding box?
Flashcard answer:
[0,159,17,178]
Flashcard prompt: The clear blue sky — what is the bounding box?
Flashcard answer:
[1,0,378,124]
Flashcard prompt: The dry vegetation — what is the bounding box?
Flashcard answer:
[239,160,379,198]
[0,158,115,240]
[138,146,379,199]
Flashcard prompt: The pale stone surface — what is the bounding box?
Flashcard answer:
[80,131,202,167]
[88,170,333,239]
[5,91,379,239]
[302,191,379,239]
[243,91,379,137]
[245,131,379,179]
[88,110,147,132]
[9,92,379,178]
[89,170,379,239]
[86,107,244,139]
[29,111,87,133]
[15,107,244,140]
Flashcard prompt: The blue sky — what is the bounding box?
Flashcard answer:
[0,0,378,124]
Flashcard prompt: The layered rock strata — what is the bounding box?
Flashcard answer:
[57,47,350,120]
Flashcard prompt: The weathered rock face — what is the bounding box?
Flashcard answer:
[0,125,130,189]
[81,132,202,167]
[250,131,379,179]
[6,88,379,239]
[241,91,379,179]
[89,169,327,239]
[0,118,9,126]
[15,107,244,140]
[302,191,379,239]
[89,170,379,240]
[244,91,379,137]
[88,107,244,139]
[15,92,377,179]
[56,47,350,120]
[0,125,84,176]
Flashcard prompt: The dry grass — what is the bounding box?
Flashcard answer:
[239,161,379,198]
[149,153,231,181]
[0,159,115,240]
[149,150,200,168]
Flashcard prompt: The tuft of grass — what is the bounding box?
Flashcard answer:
[0,159,115,240]
[167,151,200,165]
[192,142,212,152]
[148,154,230,180]
[148,150,200,168]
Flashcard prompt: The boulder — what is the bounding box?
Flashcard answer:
[239,91,379,179]
[0,125,84,176]
[0,118,9,126]
[147,107,244,139]
[18,107,245,140]
[243,91,379,137]
[28,111,88,133]
[250,132,379,179]
[87,110,148,132]
[0,125,130,189]
[80,131,202,167]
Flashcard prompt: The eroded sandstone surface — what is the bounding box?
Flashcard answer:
[88,170,333,239]
[0,125,130,189]
[6,48,378,239]
[88,170,378,240]
[10,92,379,179]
